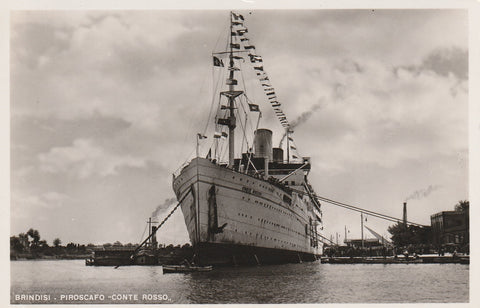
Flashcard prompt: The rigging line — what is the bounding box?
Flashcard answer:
[182,39,231,156]
[239,56,249,98]
[289,138,302,160]
[237,54,257,140]
[245,95,262,140]
[203,64,224,134]
[237,97,250,153]
[242,94,260,142]
[316,232,335,244]
[242,93,261,135]
[131,188,192,257]
[314,195,408,224]
[176,84,225,167]
[313,194,427,227]
[209,84,223,136]
[219,138,228,163]
[205,31,229,139]
[214,136,218,161]
[292,182,422,227]
[178,138,197,167]
[238,97,246,153]
[255,110,262,134]
[237,60,253,126]
[181,87,210,164]
[313,194,401,224]
[194,64,226,162]
[245,152,260,175]
[138,222,148,245]
[216,112,228,162]
[212,15,230,55]
[206,138,215,158]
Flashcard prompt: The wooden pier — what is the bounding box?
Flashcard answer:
[320,254,469,264]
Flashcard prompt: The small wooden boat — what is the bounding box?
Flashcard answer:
[162,265,213,273]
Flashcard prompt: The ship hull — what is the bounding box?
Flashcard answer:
[194,242,318,266]
[172,157,322,266]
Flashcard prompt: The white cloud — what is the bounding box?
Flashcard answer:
[15,191,71,209]
[269,52,468,172]
[10,10,469,245]
[11,191,72,221]
[38,139,146,178]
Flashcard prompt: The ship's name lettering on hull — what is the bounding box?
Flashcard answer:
[242,186,262,196]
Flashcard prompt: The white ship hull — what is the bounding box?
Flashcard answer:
[172,158,321,265]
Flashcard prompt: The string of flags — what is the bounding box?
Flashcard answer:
[214,131,229,139]
[213,56,224,67]
[212,12,291,128]
[232,12,290,128]
[209,12,304,161]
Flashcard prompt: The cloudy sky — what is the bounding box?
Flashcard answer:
[10,9,468,246]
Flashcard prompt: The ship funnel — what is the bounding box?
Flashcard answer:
[254,129,273,160]
[273,148,284,163]
[151,226,158,248]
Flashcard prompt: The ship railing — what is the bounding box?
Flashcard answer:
[172,161,192,178]
[174,155,297,196]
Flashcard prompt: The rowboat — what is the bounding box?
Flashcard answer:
[162,265,213,274]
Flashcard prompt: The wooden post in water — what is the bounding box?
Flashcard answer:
[232,255,238,267]
[254,254,261,266]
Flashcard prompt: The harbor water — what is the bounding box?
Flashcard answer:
[11,259,468,304]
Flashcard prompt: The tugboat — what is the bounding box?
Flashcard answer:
[85,218,159,266]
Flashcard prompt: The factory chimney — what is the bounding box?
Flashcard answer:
[403,202,407,228]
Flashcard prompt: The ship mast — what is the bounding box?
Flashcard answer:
[216,12,243,167]
[227,12,236,167]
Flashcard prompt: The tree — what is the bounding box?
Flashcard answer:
[53,238,62,247]
[387,222,431,247]
[27,228,40,248]
[18,233,29,251]
[10,236,25,252]
[454,200,469,212]
[66,242,77,251]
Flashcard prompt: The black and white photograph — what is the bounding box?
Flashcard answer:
[5,1,479,306]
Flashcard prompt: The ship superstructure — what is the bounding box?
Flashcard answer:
[172,12,323,265]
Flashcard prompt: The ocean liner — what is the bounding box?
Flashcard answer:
[172,12,323,266]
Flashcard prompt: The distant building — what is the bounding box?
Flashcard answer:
[430,210,469,246]
[344,238,382,248]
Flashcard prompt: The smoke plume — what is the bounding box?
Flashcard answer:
[405,185,441,202]
[279,102,322,148]
[151,197,177,218]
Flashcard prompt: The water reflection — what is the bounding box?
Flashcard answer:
[11,260,468,304]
